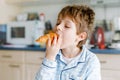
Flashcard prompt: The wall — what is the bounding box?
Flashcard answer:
[8,2,118,29]
[0,0,21,24]
[93,6,120,20]
[22,4,68,27]
[105,7,120,20]
[0,0,120,25]
[22,4,120,26]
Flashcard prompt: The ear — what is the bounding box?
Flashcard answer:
[77,32,87,41]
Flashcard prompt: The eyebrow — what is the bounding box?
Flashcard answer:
[65,20,73,25]
[57,19,72,25]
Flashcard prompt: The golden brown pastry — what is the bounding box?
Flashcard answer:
[36,33,58,44]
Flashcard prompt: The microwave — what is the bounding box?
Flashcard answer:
[7,21,45,45]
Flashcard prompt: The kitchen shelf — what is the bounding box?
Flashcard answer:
[5,0,120,7]
[5,0,90,6]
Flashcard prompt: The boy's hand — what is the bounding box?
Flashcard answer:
[45,34,62,61]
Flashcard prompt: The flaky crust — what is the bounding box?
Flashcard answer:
[36,33,58,43]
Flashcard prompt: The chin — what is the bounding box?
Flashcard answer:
[60,44,70,49]
[60,45,66,49]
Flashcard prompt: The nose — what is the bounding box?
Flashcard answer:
[56,24,62,31]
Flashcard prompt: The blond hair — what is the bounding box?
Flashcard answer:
[57,5,95,48]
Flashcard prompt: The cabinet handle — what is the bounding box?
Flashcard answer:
[39,57,44,60]
[100,61,107,64]
[2,55,12,58]
[9,64,20,68]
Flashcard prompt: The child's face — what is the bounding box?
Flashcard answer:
[54,17,81,49]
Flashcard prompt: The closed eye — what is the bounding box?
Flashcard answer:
[65,26,70,28]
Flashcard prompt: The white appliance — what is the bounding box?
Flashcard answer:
[7,21,45,45]
[113,17,120,30]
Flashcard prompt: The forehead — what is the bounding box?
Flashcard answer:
[58,16,74,22]
[57,17,75,25]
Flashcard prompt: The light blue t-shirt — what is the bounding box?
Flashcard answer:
[35,45,101,80]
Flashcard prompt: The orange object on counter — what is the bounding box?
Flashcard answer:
[36,33,58,44]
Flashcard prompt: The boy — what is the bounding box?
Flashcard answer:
[35,5,101,80]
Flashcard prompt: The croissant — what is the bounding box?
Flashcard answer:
[36,33,58,43]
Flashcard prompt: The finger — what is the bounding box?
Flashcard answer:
[57,34,62,44]
[52,35,57,45]
[46,37,51,47]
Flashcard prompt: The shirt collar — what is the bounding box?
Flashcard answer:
[57,45,87,63]
[78,45,87,62]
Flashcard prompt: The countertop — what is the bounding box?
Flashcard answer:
[0,46,46,51]
[0,46,120,54]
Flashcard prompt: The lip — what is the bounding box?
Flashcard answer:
[55,31,61,35]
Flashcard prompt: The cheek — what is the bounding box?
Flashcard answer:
[60,29,77,47]
[61,37,76,48]
[62,33,76,45]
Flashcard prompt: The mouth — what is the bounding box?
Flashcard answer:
[55,31,60,35]
[54,27,63,34]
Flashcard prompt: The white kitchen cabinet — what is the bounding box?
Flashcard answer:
[101,69,120,80]
[0,62,2,79]
[0,50,25,80]
[25,64,40,80]
[0,62,25,80]
[0,50,25,63]
[96,54,120,80]
[25,51,45,64]
[25,51,45,80]
[1,49,120,80]
[0,50,45,80]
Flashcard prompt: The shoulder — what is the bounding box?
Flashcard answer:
[82,46,101,80]
[84,46,100,66]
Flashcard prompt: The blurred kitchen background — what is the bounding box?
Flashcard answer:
[0,0,120,80]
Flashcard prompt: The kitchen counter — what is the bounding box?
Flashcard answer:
[90,48,120,54]
[0,46,120,54]
[0,46,46,51]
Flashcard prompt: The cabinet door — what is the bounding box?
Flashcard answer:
[25,64,40,80]
[101,69,120,80]
[0,62,2,79]
[96,54,120,70]
[25,51,45,64]
[0,50,25,63]
[0,62,25,80]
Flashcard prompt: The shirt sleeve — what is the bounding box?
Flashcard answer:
[85,54,101,80]
[35,58,57,80]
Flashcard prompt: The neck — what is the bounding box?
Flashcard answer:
[61,46,81,58]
